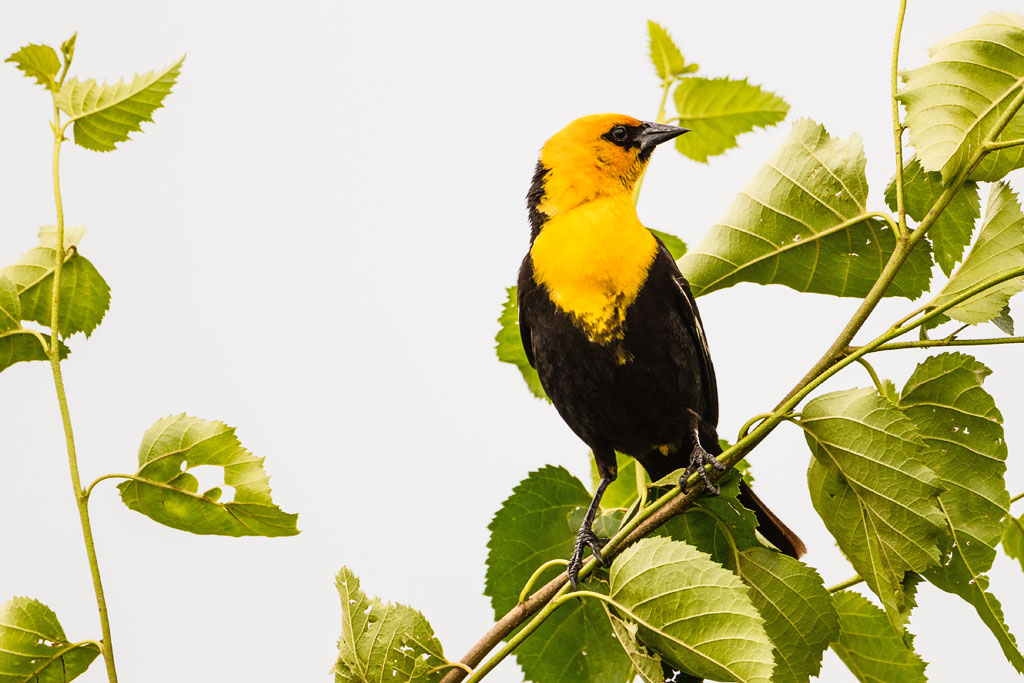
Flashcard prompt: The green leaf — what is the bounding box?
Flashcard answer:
[928,182,1024,327]
[608,537,775,683]
[495,287,548,401]
[116,414,299,537]
[885,157,981,275]
[650,229,687,260]
[334,567,447,683]
[60,33,77,66]
[672,77,789,163]
[485,466,630,682]
[830,591,927,683]
[735,548,837,683]
[647,21,691,81]
[603,607,665,683]
[5,44,61,91]
[657,469,761,567]
[0,227,110,338]
[1003,512,1024,572]
[56,56,184,152]
[680,118,933,299]
[0,596,100,682]
[0,277,20,332]
[898,12,1024,183]
[0,332,67,374]
[897,353,1022,671]
[802,387,946,626]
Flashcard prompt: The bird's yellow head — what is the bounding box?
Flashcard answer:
[529,114,688,226]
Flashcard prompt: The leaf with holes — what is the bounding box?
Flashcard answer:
[0,596,100,682]
[1004,512,1024,572]
[680,118,933,298]
[5,44,60,91]
[484,466,630,682]
[0,226,110,338]
[928,182,1024,327]
[898,12,1024,183]
[672,77,788,163]
[495,287,548,401]
[55,56,184,151]
[830,591,927,683]
[737,548,838,683]
[116,414,298,537]
[885,157,980,276]
[897,353,1023,671]
[647,21,695,81]
[334,567,447,683]
[802,388,947,627]
[608,537,775,683]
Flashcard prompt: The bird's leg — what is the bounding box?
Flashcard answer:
[681,428,725,495]
[567,476,612,590]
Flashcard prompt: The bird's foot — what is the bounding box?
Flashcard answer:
[567,527,608,590]
[680,441,726,495]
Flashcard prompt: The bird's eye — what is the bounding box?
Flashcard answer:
[610,126,628,142]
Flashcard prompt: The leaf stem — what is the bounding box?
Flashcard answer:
[83,473,135,502]
[633,77,675,206]
[828,574,864,593]
[47,100,119,683]
[889,0,909,238]
[0,327,50,354]
[855,335,1024,353]
[517,559,569,604]
[1010,492,1024,505]
[855,357,885,395]
[984,137,1024,152]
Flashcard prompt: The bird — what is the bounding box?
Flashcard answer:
[516,114,805,588]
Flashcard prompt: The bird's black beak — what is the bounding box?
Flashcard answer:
[638,121,689,153]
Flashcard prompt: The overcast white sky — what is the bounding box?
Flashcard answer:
[1,1,1022,681]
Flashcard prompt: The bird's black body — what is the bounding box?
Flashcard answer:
[518,241,720,483]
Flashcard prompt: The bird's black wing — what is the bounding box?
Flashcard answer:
[516,254,537,369]
[656,240,719,426]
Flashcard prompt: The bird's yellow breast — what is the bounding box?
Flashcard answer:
[530,194,657,345]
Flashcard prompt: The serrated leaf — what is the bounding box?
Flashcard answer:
[802,388,946,626]
[5,44,61,91]
[680,118,933,299]
[334,567,447,683]
[485,466,630,682]
[0,227,110,338]
[647,21,689,81]
[0,596,100,682]
[604,607,665,683]
[929,182,1024,327]
[899,12,1024,183]
[0,332,67,374]
[898,353,1022,671]
[993,305,1015,334]
[56,56,184,152]
[608,537,775,683]
[495,287,548,401]
[116,414,299,537]
[736,548,837,683]
[657,469,761,567]
[1004,512,1024,572]
[672,77,789,163]
[885,157,981,275]
[650,228,687,260]
[830,591,927,683]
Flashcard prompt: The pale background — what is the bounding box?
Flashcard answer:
[1,1,1022,681]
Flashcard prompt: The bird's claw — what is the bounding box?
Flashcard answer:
[680,442,726,496]
[567,527,608,590]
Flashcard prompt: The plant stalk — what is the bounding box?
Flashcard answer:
[890,0,910,238]
[47,105,119,683]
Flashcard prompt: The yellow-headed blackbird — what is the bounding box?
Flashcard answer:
[517,114,804,587]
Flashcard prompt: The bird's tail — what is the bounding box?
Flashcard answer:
[737,478,806,558]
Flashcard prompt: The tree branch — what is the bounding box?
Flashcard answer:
[853,335,1024,353]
